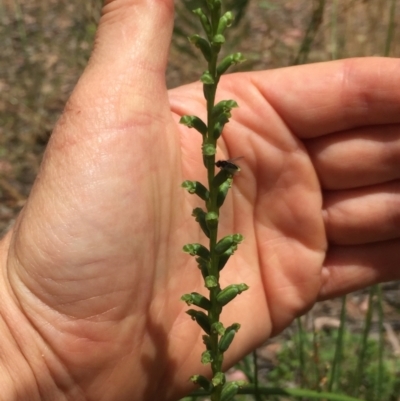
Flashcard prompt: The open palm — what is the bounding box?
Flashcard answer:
[1,1,399,401]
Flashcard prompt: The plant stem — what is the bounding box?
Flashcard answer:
[205,10,223,401]
[181,2,247,400]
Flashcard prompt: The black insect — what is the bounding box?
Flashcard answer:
[215,157,243,175]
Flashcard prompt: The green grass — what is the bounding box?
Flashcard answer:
[263,328,400,400]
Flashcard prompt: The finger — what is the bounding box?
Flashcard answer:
[323,180,400,245]
[41,0,177,198]
[256,57,400,138]
[319,239,400,300]
[70,0,174,128]
[33,0,176,198]
[305,125,400,190]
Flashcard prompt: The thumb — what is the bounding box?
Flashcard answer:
[7,0,177,308]
[72,0,175,126]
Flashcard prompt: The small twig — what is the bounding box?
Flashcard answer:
[293,0,326,65]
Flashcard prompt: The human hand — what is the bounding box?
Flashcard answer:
[1,0,399,400]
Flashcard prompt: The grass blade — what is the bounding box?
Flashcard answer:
[296,317,307,389]
[252,350,262,401]
[375,285,384,401]
[293,0,326,65]
[190,385,366,401]
[328,295,347,393]
[384,0,397,56]
[330,0,338,60]
[353,286,376,397]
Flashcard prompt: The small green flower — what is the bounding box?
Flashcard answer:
[217,11,234,35]
[179,115,208,136]
[181,292,212,310]
[200,70,215,84]
[205,275,218,288]
[218,323,240,351]
[201,349,213,364]
[220,381,247,401]
[192,208,210,238]
[212,372,226,386]
[214,234,244,255]
[191,374,212,391]
[217,283,249,306]
[202,143,216,156]
[189,34,212,61]
[186,309,211,334]
[183,243,210,260]
[217,52,245,75]
[192,9,211,36]
[182,180,209,201]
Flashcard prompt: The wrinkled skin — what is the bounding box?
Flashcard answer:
[1,0,400,400]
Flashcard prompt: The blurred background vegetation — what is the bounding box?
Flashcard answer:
[0,0,399,399]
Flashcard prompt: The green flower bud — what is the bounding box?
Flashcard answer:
[214,233,243,255]
[183,243,210,260]
[217,11,234,35]
[212,168,232,188]
[218,323,240,352]
[212,34,225,46]
[181,180,209,201]
[188,34,212,62]
[220,381,247,401]
[200,70,215,85]
[217,52,246,76]
[232,233,244,242]
[201,349,213,364]
[218,328,235,352]
[181,292,212,310]
[213,113,230,139]
[212,100,238,119]
[216,178,232,207]
[215,235,234,254]
[196,257,209,279]
[192,207,210,238]
[211,321,225,335]
[208,0,221,11]
[212,372,226,387]
[217,247,236,271]
[203,84,213,102]
[186,309,211,334]
[216,283,249,306]
[202,334,212,350]
[192,8,211,37]
[205,211,219,229]
[227,322,241,332]
[202,143,216,156]
[206,0,221,15]
[205,275,218,288]
[179,115,208,136]
[191,375,212,391]
[220,381,240,401]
